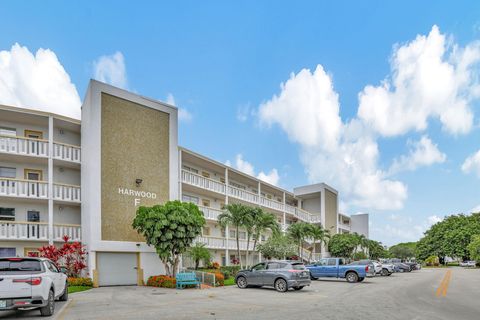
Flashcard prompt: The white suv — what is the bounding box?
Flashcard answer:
[0,257,68,316]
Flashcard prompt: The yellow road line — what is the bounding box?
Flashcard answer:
[435,269,452,297]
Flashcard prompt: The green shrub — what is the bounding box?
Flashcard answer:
[352,252,368,260]
[68,277,93,287]
[220,266,241,277]
[146,275,176,288]
[425,255,439,266]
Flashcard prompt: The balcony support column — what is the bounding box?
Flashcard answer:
[225,167,229,266]
[48,116,54,245]
[282,192,286,234]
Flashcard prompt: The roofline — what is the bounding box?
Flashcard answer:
[0,103,81,125]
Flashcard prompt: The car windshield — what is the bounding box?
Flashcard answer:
[290,263,306,270]
[0,259,42,271]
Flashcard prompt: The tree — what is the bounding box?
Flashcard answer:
[389,242,416,260]
[287,222,312,259]
[218,203,250,268]
[132,201,205,277]
[416,213,480,262]
[243,206,259,267]
[328,233,358,258]
[38,235,87,277]
[467,234,480,262]
[367,240,389,260]
[252,209,280,252]
[257,234,297,260]
[309,224,330,261]
[186,243,211,270]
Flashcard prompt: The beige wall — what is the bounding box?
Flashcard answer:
[325,189,337,233]
[100,93,170,242]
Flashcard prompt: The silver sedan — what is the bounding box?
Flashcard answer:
[235,260,311,292]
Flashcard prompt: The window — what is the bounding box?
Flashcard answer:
[290,263,306,270]
[24,130,43,139]
[47,261,59,273]
[0,127,16,136]
[182,194,199,204]
[0,167,16,178]
[267,262,280,269]
[221,255,226,266]
[219,202,225,209]
[182,165,198,174]
[201,171,210,178]
[251,189,258,194]
[24,169,42,181]
[0,248,16,257]
[203,227,211,236]
[221,228,226,238]
[0,259,41,271]
[252,263,266,271]
[0,208,15,221]
[261,235,266,241]
[24,248,39,257]
[27,211,40,222]
[230,182,246,190]
[316,259,327,266]
[202,199,210,207]
[327,259,337,266]
[220,177,225,183]
[238,231,246,240]
[229,230,236,238]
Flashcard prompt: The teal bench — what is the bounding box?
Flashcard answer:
[176,272,201,289]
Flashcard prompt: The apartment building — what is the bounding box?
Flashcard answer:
[0,80,368,286]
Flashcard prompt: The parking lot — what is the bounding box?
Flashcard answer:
[2,268,479,320]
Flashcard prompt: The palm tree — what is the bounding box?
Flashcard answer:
[287,222,311,260]
[243,206,258,267]
[186,243,212,270]
[218,203,249,268]
[309,224,330,262]
[252,209,280,257]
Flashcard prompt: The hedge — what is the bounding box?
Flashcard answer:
[68,277,93,287]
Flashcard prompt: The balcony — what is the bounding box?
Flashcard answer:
[0,178,80,202]
[199,206,222,221]
[53,183,81,202]
[182,170,317,222]
[0,221,81,242]
[194,236,249,250]
[0,135,48,157]
[53,142,81,163]
[0,135,81,164]
[0,178,48,199]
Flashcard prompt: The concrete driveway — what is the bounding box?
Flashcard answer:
[50,268,480,320]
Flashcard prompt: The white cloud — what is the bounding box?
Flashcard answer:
[165,93,193,123]
[462,150,480,178]
[470,204,480,213]
[0,43,81,119]
[259,65,407,210]
[257,169,280,186]
[237,104,255,122]
[389,135,446,174]
[358,25,480,137]
[427,215,443,225]
[227,154,280,185]
[93,51,127,89]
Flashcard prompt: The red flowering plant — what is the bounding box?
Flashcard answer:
[38,235,87,277]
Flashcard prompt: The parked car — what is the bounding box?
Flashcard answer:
[404,262,421,270]
[235,260,311,292]
[0,257,68,316]
[306,258,375,283]
[459,261,477,267]
[356,260,393,276]
[392,262,412,272]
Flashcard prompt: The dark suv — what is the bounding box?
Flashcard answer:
[235,260,311,292]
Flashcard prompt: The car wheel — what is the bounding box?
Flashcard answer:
[346,272,359,283]
[358,277,365,282]
[310,273,318,280]
[399,269,404,273]
[40,289,55,317]
[59,282,68,301]
[381,269,389,276]
[236,276,248,289]
[293,286,304,290]
[274,278,288,292]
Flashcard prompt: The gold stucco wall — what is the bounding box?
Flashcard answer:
[325,189,338,233]
[101,93,170,241]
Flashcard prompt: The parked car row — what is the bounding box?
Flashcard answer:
[459,260,477,267]
[235,257,423,292]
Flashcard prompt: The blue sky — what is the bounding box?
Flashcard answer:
[1,1,480,245]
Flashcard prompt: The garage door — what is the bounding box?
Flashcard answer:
[97,252,138,286]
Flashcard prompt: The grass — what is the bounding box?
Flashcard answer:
[224,278,236,286]
[68,286,92,294]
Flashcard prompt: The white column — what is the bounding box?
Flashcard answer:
[282,192,286,233]
[48,116,54,245]
[225,167,229,266]
[178,149,183,201]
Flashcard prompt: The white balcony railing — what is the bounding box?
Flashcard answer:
[259,196,284,212]
[0,178,48,199]
[182,170,226,194]
[194,236,250,251]
[0,221,81,242]
[199,206,222,221]
[53,183,81,202]
[53,142,81,163]
[227,186,259,204]
[0,135,48,157]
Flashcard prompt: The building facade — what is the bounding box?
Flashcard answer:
[0,80,369,286]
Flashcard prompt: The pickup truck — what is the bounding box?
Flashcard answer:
[0,257,68,316]
[306,258,374,283]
